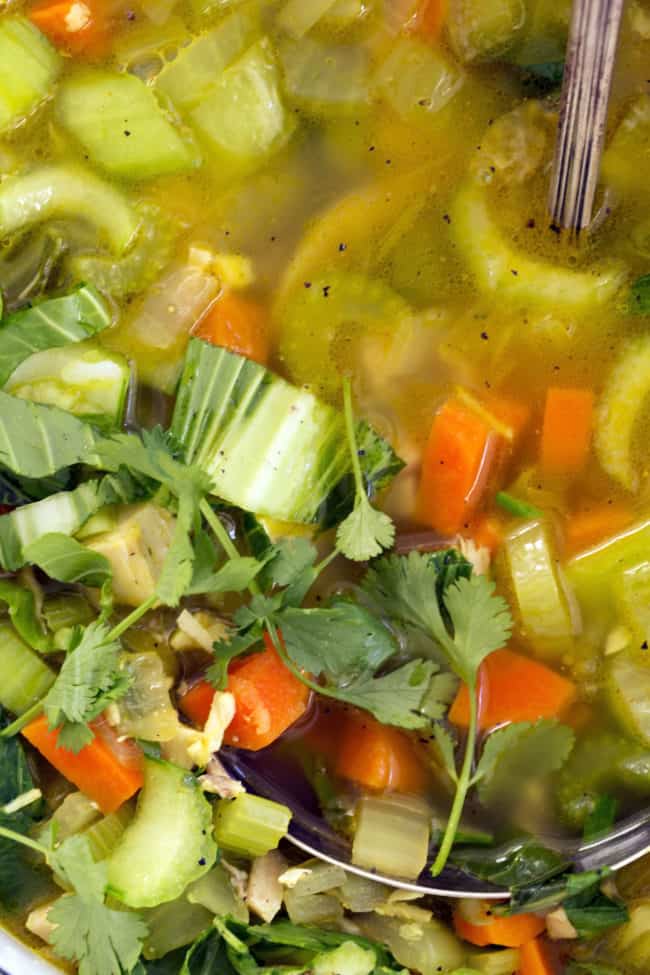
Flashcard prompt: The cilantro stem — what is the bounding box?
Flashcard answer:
[342,377,365,500]
[264,616,351,706]
[200,498,262,597]
[0,824,49,859]
[107,595,157,642]
[430,682,478,876]
[0,699,45,738]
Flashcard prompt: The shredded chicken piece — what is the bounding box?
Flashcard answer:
[247,851,287,922]
[26,902,58,943]
[457,536,490,576]
[171,609,230,652]
[223,859,249,901]
[198,756,245,798]
[162,690,235,769]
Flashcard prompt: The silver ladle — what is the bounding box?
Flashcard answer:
[226,0,638,898]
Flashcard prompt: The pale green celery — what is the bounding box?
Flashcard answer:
[75,507,119,541]
[358,913,465,974]
[276,0,337,38]
[42,593,95,632]
[566,519,650,620]
[501,519,577,659]
[37,792,101,848]
[279,36,370,117]
[602,96,650,200]
[0,165,139,255]
[85,803,134,860]
[337,873,390,912]
[352,795,430,880]
[0,621,55,715]
[375,38,464,122]
[284,859,347,897]
[56,71,199,180]
[468,949,520,975]
[607,652,650,748]
[0,18,61,132]
[155,8,259,111]
[284,889,344,926]
[189,39,295,181]
[213,793,291,857]
[595,333,650,492]
[117,652,178,742]
[446,0,526,63]
[616,562,650,647]
[5,341,131,428]
[187,863,249,922]
[142,898,213,959]
[452,178,624,310]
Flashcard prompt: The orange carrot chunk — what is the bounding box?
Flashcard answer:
[178,679,215,728]
[519,937,557,975]
[335,710,428,794]
[417,399,498,536]
[564,502,634,555]
[541,387,594,476]
[22,716,143,814]
[194,291,269,365]
[29,0,109,57]
[453,906,546,948]
[448,648,576,730]
[416,0,447,39]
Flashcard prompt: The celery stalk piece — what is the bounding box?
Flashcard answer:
[0,18,61,133]
[565,519,650,621]
[187,864,249,922]
[279,36,371,117]
[602,95,650,200]
[142,898,213,960]
[276,0,338,38]
[500,519,577,659]
[155,8,259,112]
[616,562,650,648]
[213,794,292,857]
[607,652,650,747]
[56,71,200,180]
[351,794,430,880]
[375,38,464,122]
[0,165,139,254]
[189,39,296,181]
[85,803,134,860]
[359,911,465,973]
[5,341,131,428]
[0,621,55,715]
[42,594,95,633]
[446,0,527,63]
[595,333,650,492]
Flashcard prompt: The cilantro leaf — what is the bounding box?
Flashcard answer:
[155,489,198,608]
[48,836,147,975]
[43,621,131,752]
[474,720,575,808]
[24,533,112,588]
[335,378,395,562]
[442,575,511,685]
[420,671,459,721]
[263,537,318,589]
[362,551,451,646]
[207,629,263,690]
[333,659,434,729]
[432,724,458,782]
[188,532,268,597]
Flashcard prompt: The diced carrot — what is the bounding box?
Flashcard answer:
[448,648,576,730]
[416,0,447,38]
[178,679,215,727]
[564,502,634,556]
[194,291,269,365]
[224,634,311,750]
[22,716,143,814]
[335,710,427,794]
[519,937,557,975]
[482,394,531,444]
[29,0,109,57]
[417,399,499,536]
[453,905,546,948]
[541,388,594,476]
[465,513,504,555]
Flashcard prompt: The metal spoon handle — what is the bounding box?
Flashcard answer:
[548,0,624,232]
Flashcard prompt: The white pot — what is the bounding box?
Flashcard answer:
[0,928,59,974]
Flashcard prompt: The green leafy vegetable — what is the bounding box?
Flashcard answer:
[43,621,130,751]
[188,533,267,597]
[629,274,650,314]
[335,378,395,561]
[0,390,98,479]
[0,284,111,386]
[0,577,50,652]
[583,795,618,843]
[474,719,575,808]
[24,533,112,588]
[452,839,567,891]
[563,871,629,938]
[495,491,542,519]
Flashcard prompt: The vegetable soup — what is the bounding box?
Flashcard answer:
[1,0,650,973]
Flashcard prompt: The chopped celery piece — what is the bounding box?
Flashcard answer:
[171,340,351,523]
[85,803,134,860]
[375,38,464,122]
[607,653,650,747]
[187,863,249,921]
[117,652,178,741]
[603,900,650,974]
[0,481,109,572]
[0,284,112,387]
[452,177,624,310]
[501,519,577,658]
[447,0,526,63]
[0,165,139,254]
[284,859,347,897]
[155,9,259,112]
[337,873,390,912]
[566,519,650,620]
[142,898,213,959]
[57,70,199,180]
[277,0,338,38]
[595,334,650,492]
[279,36,370,117]
[0,620,55,715]
[42,593,94,632]
[75,507,119,540]
[107,756,217,908]
[616,562,650,648]
[352,795,430,880]
[0,17,61,132]
[467,949,520,975]
[189,39,295,181]
[213,793,291,857]
[602,95,650,200]
[39,793,101,846]
[6,341,130,428]
[285,889,344,926]
[358,913,465,974]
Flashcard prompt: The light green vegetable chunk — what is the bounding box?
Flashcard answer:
[0,17,61,132]
[0,621,55,715]
[57,70,199,180]
[602,95,650,199]
[375,38,464,121]
[607,652,650,747]
[446,0,526,63]
[213,793,292,857]
[595,333,650,492]
[352,794,430,881]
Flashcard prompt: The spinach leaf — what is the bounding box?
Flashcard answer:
[563,871,629,938]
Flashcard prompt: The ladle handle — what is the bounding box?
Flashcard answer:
[548,0,624,232]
